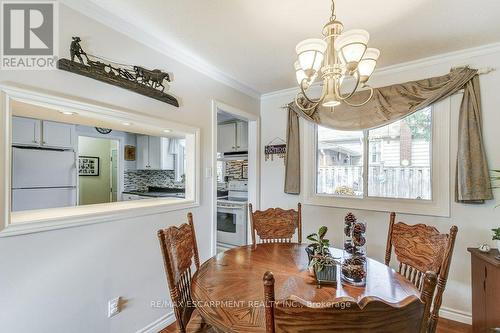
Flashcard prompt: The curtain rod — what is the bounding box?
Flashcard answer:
[280,67,496,109]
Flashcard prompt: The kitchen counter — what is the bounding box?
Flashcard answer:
[123,187,185,198]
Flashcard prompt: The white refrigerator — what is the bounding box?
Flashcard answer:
[12,148,77,211]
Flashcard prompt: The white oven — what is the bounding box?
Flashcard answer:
[217,201,247,247]
[217,180,248,249]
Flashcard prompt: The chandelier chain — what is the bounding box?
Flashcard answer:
[330,0,336,21]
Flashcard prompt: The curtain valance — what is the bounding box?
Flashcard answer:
[284,67,493,203]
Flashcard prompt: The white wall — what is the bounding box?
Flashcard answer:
[0,4,259,333]
[260,46,500,322]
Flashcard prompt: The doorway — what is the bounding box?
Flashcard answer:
[78,136,120,205]
[212,101,260,255]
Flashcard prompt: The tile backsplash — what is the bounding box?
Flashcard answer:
[124,170,183,192]
[225,160,248,180]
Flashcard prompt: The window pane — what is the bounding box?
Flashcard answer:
[317,126,364,197]
[368,108,432,200]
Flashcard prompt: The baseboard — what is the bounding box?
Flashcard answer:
[439,307,472,325]
[136,311,176,333]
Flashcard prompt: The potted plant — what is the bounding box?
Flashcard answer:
[492,228,500,250]
[306,226,339,286]
[306,226,329,264]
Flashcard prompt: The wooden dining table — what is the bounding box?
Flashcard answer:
[191,243,420,333]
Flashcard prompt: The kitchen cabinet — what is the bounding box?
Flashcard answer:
[136,135,174,170]
[217,121,248,154]
[468,248,500,333]
[42,121,75,149]
[218,123,237,153]
[12,117,41,146]
[12,116,75,149]
[236,121,248,151]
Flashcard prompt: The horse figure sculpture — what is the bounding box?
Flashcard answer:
[133,66,171,92]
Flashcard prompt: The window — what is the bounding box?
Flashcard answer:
[368,108,432,199]
[316,107,432,200]
[317,128,364,197]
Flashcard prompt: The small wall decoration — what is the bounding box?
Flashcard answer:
[57,37,179,107]
[242,165,248,179]
[124,145,136,161]
[264,137,287,162]
[79,156,100,176]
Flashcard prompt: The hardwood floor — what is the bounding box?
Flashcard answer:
[159,317,472,333]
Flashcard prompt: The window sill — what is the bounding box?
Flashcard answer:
[1,198,199,237]
[302,193,450,217]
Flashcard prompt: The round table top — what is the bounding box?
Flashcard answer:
[191,243,420,333]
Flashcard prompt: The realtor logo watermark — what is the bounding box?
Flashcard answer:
[1,1,58,69]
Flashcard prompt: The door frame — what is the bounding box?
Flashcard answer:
[211,100,260,256]
[110,147,119,202]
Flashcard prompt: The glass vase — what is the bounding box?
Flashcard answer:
[341,214,367,286]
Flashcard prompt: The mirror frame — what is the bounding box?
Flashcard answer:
[0,84,200,237]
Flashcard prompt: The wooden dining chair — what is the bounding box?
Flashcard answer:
[157,213,213,333]
[249,203,302,245]
[385,212,458,333]
[263,270,437,333]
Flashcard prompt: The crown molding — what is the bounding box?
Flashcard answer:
[261,41,500,100]
[60,0,261,99]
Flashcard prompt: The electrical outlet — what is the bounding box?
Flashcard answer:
[108,297,120,318]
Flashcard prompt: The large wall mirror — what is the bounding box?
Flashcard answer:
[0,85,200,236]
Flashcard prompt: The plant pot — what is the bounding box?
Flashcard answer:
[314,264,337,286]
[495,239,500,250]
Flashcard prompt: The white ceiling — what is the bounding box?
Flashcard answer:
[81,0,500,95]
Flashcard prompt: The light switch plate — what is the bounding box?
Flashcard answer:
[108,297,120,318]
[205,167,212,178]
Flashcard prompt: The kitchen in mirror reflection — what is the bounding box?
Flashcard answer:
[10,100,186,212]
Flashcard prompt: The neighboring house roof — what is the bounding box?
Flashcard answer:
[318,143,362,156]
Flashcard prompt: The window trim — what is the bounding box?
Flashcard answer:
[302,98,450,217]
[0,84,201,237]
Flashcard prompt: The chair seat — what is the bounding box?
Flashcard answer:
[185,309,216,333]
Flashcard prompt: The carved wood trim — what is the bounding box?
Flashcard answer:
[385,213,458,333]
[249,203,302,246]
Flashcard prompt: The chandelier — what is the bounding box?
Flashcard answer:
[294,0,380,111]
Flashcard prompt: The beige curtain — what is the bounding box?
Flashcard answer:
[285,68,493,203]
[455,76,493,202]
[284,109,300,194]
